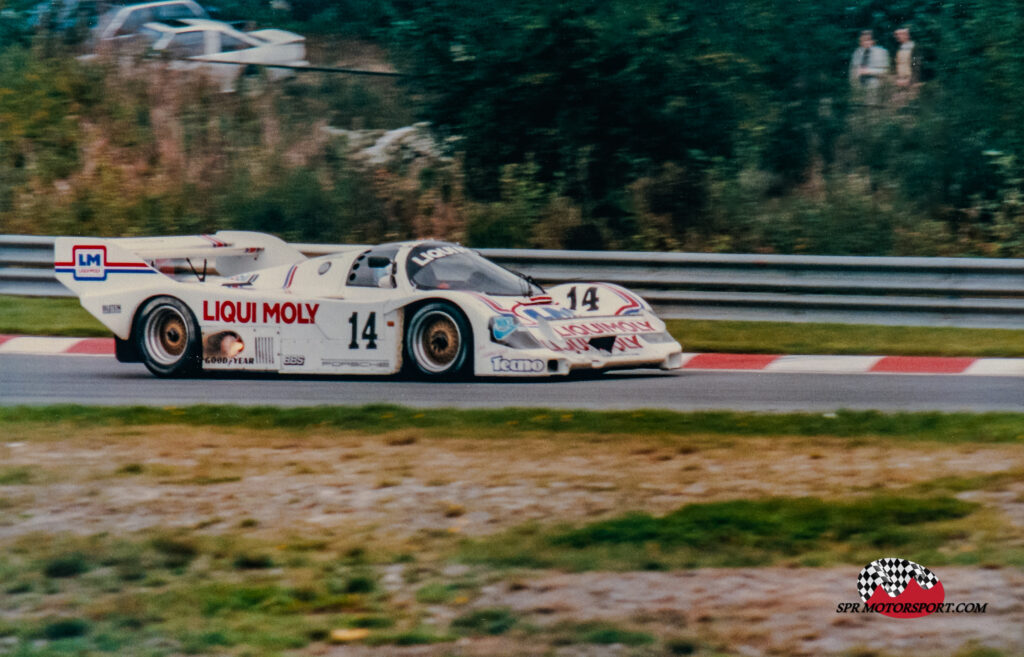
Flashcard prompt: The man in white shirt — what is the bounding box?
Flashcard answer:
[849,30,890,105]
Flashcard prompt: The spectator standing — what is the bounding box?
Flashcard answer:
[849,30,889,106]
[893,26,920,104]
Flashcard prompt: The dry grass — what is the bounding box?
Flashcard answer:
[3,424,1024,546]
[1,422,1023,656]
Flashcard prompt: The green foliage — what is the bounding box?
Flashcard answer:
[462,495,978,570]
[40,618,90,640]
[340,574,376,593]
[415,581,459,604]
[466,161,549,247]
[0,467,34,485]
[451,607,518,635]
[6,404,1024,444]
[553,621,655,646]
[363,627,455,646]
[0,44,398,243]
[151,536,199,569]
[42,552,90,578]
[388,0,1024,252]
[7,2,1024,253]
[232,553,275,570]
[180,629,234,653]
[554,496,975,552]
[666,637,700,655]
[199,584,290,616]
[0,532,408,657]
[350,615,394,628]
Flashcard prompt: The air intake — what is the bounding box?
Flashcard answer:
[254,337,275,365]
[587,336,616,352]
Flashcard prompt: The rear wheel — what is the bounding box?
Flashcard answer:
[404,302,472,378]
[135,296,202,378]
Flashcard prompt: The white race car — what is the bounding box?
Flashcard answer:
[54,232,683,378]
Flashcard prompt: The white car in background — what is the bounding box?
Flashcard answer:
[137,18,307,91]
[94,0,208,41]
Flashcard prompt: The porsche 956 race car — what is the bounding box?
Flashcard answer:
[54,232,683,378]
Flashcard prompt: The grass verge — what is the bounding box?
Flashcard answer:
[4,404,1024,444]
[0,295,108,337]
[665,318,1024,357]
[457,495,985,571]
[4,295,1024,356]
[0,532,446,657]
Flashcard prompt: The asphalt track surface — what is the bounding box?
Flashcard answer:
[1,353,1022,411]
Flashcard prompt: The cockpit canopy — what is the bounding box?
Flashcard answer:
[405,243,543,296]
[347,244,400,288]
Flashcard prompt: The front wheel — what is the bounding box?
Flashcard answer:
[134,296,202,378]
[404,302,473,378]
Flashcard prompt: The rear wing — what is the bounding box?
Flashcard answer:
[55,231,306,293]
[54,231,307,338]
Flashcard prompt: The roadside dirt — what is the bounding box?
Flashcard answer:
[2,426,1023,655]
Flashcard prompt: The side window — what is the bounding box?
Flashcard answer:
[347,246,400,289]
[115,8,151,35]
[165,31,205,57]
[220,34,251,52]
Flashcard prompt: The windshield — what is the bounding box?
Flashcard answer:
[406,244,543,296]
[154,2,207,20]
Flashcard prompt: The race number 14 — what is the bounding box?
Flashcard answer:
[566,286,599,311]
[348,312,378,349]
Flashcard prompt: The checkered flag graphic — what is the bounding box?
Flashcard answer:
[857,558,940,602]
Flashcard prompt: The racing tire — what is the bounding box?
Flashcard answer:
[134,296,202,378]
[404,302,473,379]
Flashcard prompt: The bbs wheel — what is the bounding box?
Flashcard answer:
[135,296,201,378]
[404,302,473,378]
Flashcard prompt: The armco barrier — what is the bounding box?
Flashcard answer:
[5,235,1024,328]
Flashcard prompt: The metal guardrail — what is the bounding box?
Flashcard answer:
[5,234,1024,328]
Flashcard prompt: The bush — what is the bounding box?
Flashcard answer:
[554,496,976,556]
[451,608,518,635]
[555,622,654,646]
[342,575,376,594]
[232,553,275,570]
[43,553,89,578]
[41,618,90,639]
[151,537,199,569]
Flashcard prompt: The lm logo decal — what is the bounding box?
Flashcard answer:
[74,247,105,280]
[55,245,155,281]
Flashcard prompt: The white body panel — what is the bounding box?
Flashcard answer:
[55,232,683,378]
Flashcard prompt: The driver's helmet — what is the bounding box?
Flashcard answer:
[372,262,393,288]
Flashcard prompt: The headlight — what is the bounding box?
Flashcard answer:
[489,316,542,349]
[490,315,517,340]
